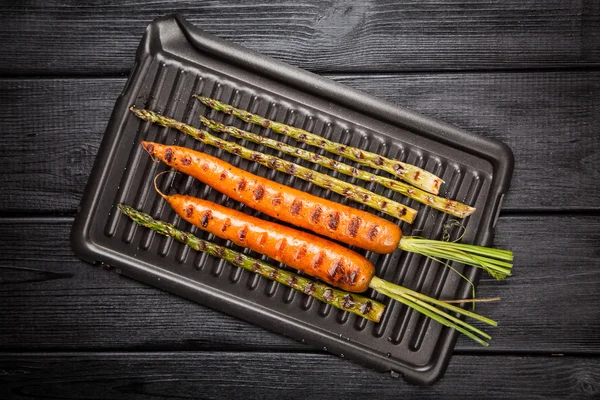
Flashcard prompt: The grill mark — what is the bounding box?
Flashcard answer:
[414,170,421,181]
[298,133,307,140]
[180,234,188,244]
[221,218,231,233]
[341,294,353,309]
[219,171,228,181]
[290,199,303,216]
[349,270,358,285]
[233,254,243,266]
[258,232,268,246]
[286,164,297,174]
[367,225,380,241]
[237,178,247,191]
[200,210,212,228]
[238,225,249,241]
[268,270,279,279]
[354,150,365,159]
[185,205,194,219]
[374,156,384,166]
[312,252,325,270]
[181,156,191,166]
[305,283,315,295]
[254,185,266,201]
[268,158,281,168]
[198,241,207,251]
[348,217,361,238]
[215,246,225,258]
[328,212,340,231]
[271,193,283,206]
[310,206,323,223]
[287,276,297,287]
[361,301,373,315]
[434,179,441,192]
[394,163,404,172]
[252,262,261,272]
[323,289,334,302]
[275,239,287,257]
[144,143,154,154]
[328,259,344,282]
[251,153,264,162]
[164,148,173,163]
[294,245,307,261]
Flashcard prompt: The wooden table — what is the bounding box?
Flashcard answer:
[1,1,599,398]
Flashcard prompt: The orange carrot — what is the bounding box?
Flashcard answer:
[157,189,375,292]
[142,142,513,281]
[142,141,401,254]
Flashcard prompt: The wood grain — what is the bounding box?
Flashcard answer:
[1,72,598,213]
[0,352,598,398]
[0,1,598,75]
[1,215,598,353]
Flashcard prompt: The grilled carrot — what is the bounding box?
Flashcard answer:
[142,142,513,280]
[157,189,375,292]
[142,141,401,254]
[153,185,498,346]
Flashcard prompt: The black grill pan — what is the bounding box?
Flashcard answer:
[71,14,514,385]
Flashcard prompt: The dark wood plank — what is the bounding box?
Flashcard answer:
[0,1,598,75]
[1,215,598,353]
[0,352,598,398]
[1,72,598,213]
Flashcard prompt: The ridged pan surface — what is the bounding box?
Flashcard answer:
[71,15,514,385]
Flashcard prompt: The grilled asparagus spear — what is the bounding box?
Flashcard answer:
[201,117,475,218]
[130,107,417,223]
[195,95,444,194]
[118,204,385,322]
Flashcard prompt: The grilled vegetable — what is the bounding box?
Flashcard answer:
[150,187,497,346]
[141,141,513,279]
[131,107,417,224]
[118,203,385,322]
[140,141,401,254]
[195,95,444,194]
[200,116,476,218]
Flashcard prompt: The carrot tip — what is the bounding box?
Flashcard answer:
[141,141,159,163]
[153,170,178,200]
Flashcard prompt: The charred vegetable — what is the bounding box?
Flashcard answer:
[118,203,385,322]
[131,107,417,224]
[195,95,444,194]
[147,187,497,346]
[140,141,513,279]
[200,116,475,218]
